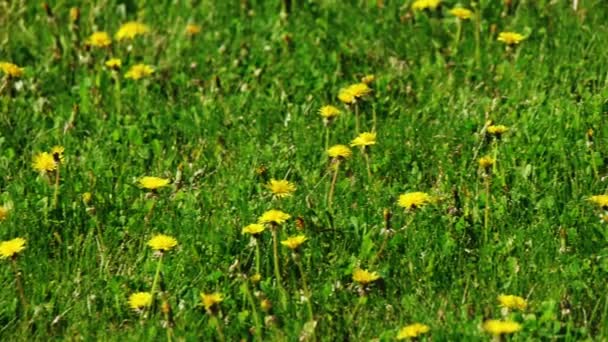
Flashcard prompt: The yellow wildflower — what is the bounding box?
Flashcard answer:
[397,323,430,339]
[266,179,296,198]
[87,32,112,47]
[105,58,122,70]
[33,152,57,173]
[328,145,352,159]
[412,0,441,11]
[482,319,522,335]
[148,234,178,252]
[186,24,202,36]
[0,204,9,221]
[258,209,291,225]
[498,31,525,45]
[242,223,266,235]
[319,105,341,119]
[200,292,223,311]
[449,7,473,20]
[498,294,527,310]
[338,88,356,104]
[281,235,308,250]
[338,83,371,104]
[128,292,152,311]
[351,132,376,147]
[51,146,64,164]
[478,156,495,169]
[250,273,262,283]
[352,268,380,285]
[589,195,608,209]
[82,192,92,205]
[0,238,26,259]
[0,62,24,78]
[115,21,150,40]
[138,176,170,190]
[125,64,154,80]
[487,124,509,135]
[397,192,432,210]
[361,74,375,84]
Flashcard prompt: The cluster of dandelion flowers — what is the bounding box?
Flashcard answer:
[0,62,24,78]
[105,58,122,70]
[125,64,154,80]
[86,31,112,48]
[498,294,527,310]
[200,292,223,311]
[482,319,522,335]
[258,209,291,225]
[589,195,608,209]
[148,234,178,252]
[328,145,352,160]
[128,292,152,312]
[352,268,380,286]
[185,24,201,36]
[498,32,525,45]
[398,192,433,210]
[411,0,441,11]
[0,238,26,259]
[351,132,376,148]
[449,7,472,20]
[338,83,371,104]
[138,176,170,190]
[115,21,150,40]
[281,235,308,250]
[242,223,266,236]
[266,179,296,198]
[397,323,430,339]
[33,152,57,174]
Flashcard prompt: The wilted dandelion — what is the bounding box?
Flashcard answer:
[125,64,154,80]
[128,292,152,312]
[0,62,24,78]
[51,146,64,164]
[115,21,150,40]
[138,176,170,190]
[397,192,432,210]
[105,58,122,70]
[397,323,430,339]
[498,31,525,45]
[0,204,10,221]
[482,319,522,335]
[352,268,380,286]
[266,179,296,198]
[69,7,80,23]
[87,32,112,48]
[498,294,527,310]
[186,24,202,36]
[412,0,441,11]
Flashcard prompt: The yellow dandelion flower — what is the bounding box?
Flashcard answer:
[0,62,24,78]
[589,195,608,209]
[242,223,266,235]
[125,64,154,80]
[0,205,9,221]
[0,238,26,259]
[319,105,341,119]
[87,31,112,48]
[412,0,441,11]
[33,152,57,173]
[51,146,64,164]
[352,268,380,285]
[281,235,308,250]
[361,74,375,84]
[69,7,80,22]
[138,176,170,190]
[328,144,352,159]
[200,292,223,310]
[250,273,262,283]
[487,124,509,135]
[115,21,150,40]
[482,319,522,335]
[258,209,291,225]
[82,192,92,205]
[105,58,122,70]
[449,7,473,20]
[266,179,296,198]
[397,323,430,339]
[498,294,527,310]
[148,234,178,252]
[186,24,202,36]
[351,132,376,147]
[338,83,371,104]
[128,292,152,311]
[398,192,432,210]
[498,32,525,45]
[338,88,356,104]
[478,156,495,169]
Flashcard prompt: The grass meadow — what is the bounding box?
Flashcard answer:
[1,0,608,340]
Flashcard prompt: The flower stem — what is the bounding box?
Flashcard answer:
[11,258,27,311]
[363,148,372,180]
[52,165,61,210]
[144,196,157,225]
[150,253,164,310]
[483,175,491,245]
[255,238,261,275]
[324,125,330,152]
[473,3,481,69]
[354,103,360,134]
[242,281,263,341]
[294,256,314,325]
[454,19,462,54]
[327,160,341,209]
[271,226,287,309]
[210,315,225,342]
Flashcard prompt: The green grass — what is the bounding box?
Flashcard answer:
[1,0,608,340]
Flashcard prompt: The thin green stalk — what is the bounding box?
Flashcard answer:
[271,226,287,309]
[454,19,462,54]
[363,149,372,180]
[210,315,225,342]
[255,238,261,275]
[150,253,164,308]
[324,125,330,151]
[52,165,61,210]
[294,256,314,323]
[473,2,481,69]
[483,175,491,245]
[327,160,341,209]
[11,259,27,311]
[242,281,263,341]
[354,103,360,134]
